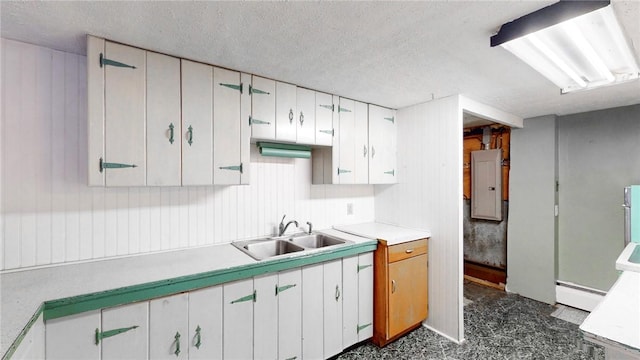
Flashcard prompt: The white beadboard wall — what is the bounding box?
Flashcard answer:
[0,38,375,271]
[375,95,464,342]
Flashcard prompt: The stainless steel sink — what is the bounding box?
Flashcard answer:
[289,233,349,248]
[233,239,305,260]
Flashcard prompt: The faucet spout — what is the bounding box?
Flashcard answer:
[278,215,299,236]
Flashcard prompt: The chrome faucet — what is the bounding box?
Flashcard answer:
[278,215,298,237]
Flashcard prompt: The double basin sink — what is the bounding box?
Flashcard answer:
[232,233,352,261]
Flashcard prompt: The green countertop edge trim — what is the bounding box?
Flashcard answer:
[2,303,44,360]
[43,241,377,321]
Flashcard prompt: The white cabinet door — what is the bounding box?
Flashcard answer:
[301,264,324,360]
[87,36,106,186]
[146,51,181,186]
[213,67,243,185]
[240,73,252,185]
[276,82,297,142]
[45,311,100,360]
[189,286,223,360]
[250,76,276,140]
[342,255,359,348]
[368,104,397,184]
[101,302,149,360]
[337,98,356,184]
[149,293,189,360]
[315,92,334,146]
[357,252,374,341]
[278,269,302,360]
[224,279,254,360]
[104,41,146,186]
[181,59,213,185]
[296,88,316,144]
[254,274,278,360]
[354,101,369,184]
[323,259,343,358]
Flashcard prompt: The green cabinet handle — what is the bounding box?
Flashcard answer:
[219,82,243,93]
[335,285,340,301]
[187,125,193,146]
[195,325,202,349]
[94,325,138,345]
[249,85,270,95]
[299,112,304,126]
[219,164,243,173]
[99,158,137,173]
[384,170,395,176]
[318,129,334,136]
[357,264,372,272]
[338,168,351,175]
[318,104,334,111]
[338,106,351,113]
[276,284,296,295]
[99,53,136,69]
[231,290,256,304]
[250,116,271,126]
[169,123,175,144]
[174,331,181,356]
[357,323,372,333]
[384,116,395,123]
[288,109,294,123]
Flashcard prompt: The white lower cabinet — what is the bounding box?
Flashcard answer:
[323,260,343,358]
[223,278,254,360]
[278,269,302,360]
[343,253,374,348]
[150,293,189,360]
[254,274,278,360]
[45,311,100,360]
[188,286,223,360]
[101,302,149,359]
[301,264,324,360]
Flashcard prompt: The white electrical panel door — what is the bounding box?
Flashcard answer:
[149,293,189,360]
[254,274,278,360]
[223,279,254,360]
[146,51,181,186]
[471,149,503,221]
[101,302,149,360]
[276,81,297,142]
[338,98,356,184]
[315,92,334,146]
[368,105,397,184]
[104,41,146,186]
[250,76,276,140]
[213,67,242,185]
[354,101,369,184]
[181,60,213,186]
[278,269,302,360]
[296,87,316,144]
[188,286,223,360]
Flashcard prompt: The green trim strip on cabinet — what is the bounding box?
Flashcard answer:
[318,129,334,136]
[276,284,296,295]
[219,82,243,93]
[250,116,271,125]
[249,85,270,95]
[357,264,372,272]
[357,323,372,333]
[384,170,395,176]
[230,290,256,304]
[2,304,44,360]
[99,53,136,69]
[318,104,334,111]
[42,241,377,321]
[338,106,351,113]
[95,325,139,345]
[384,116,395,123]
[338,168,352,175]
[219,164,243,173]
[99,158,137,173]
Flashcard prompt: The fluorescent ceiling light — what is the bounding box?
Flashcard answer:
[491,1,640,94]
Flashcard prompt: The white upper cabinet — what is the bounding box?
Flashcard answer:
[250,75,276,140]
[213,67,243,185]
[240,73,252,185]
[181,59,213,186]
[296,87,316,144]
[275,81,297,142]
[368,104,397,184]
[146,51,181,186]
[354,101,369,184]
[315,92,335,146]
[337,98,356,184]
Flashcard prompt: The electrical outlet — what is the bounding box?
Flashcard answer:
[347,203,354,215]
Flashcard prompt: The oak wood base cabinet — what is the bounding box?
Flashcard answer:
[373,238,428,347]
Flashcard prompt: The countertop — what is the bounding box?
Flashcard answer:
[333,222,431,245]
[580,270,640,352]
[616,242,640,273]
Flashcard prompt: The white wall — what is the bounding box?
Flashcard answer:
[375,95,464,342]
[0,38,375,271]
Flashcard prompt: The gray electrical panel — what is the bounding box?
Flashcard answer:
[471,149,503,221]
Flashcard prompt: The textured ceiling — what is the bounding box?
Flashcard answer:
[1,1,639,119]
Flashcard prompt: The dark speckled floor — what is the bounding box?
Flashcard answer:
[337,281,603,360]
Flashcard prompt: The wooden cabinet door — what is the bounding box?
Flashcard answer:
[301,264,324,360]
[224,279,254,360]
[250,76,276,140]
[323,259,343,358]
[188,286,223,360]
[275,81,297,142]
[296,87,316,144]
[388,254,428,338]
[146,51,181,186]
[357,252,374,341]
[181,59,213,185]
[354,101,369,184]
[213,67,243,185]
[368,104,397,184]
[337,98,356,184]
[254,273,278,360]
[315,92,334,146]
[278,269,302,360]
[342,255,359,348]
[45,311,100,360]
[101,302,149,360]
[149,293,189,360]
[104,41,146,186]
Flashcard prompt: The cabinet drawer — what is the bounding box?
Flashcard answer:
[388,239,428,263]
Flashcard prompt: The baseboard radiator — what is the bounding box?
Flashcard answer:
[556,281,606,312]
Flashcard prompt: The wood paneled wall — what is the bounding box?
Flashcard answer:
[0,39,375,271]
[375,95,464,342]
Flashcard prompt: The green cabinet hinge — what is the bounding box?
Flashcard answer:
[338,168,352,175]
[357,323,372,333]
[219,163,243,173]
[231,290,256,304]
[99,53,136,69]
[219,82,243,93]
[384,116,395,123]
[384,170,395,176]
[250,116,271,126]
[95,325,138,345]
[338,106,352,113]
[276,284,297,295]
[319,104,334,111]
[357,264,372,272]
[99,157,137,173]
[318,129,334,136]
[249,85,270,95]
